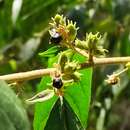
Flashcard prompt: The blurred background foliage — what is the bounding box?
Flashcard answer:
[0,0,130,130]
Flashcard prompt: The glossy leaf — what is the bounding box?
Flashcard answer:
[39,46,60,58]
[33,76,58,130]
[45,99,83,130]
[64,53,93,128]
[44,99,65,130]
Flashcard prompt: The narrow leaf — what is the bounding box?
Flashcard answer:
[39,46,60,57]
[96,108,106,130]
[12,0,23,25]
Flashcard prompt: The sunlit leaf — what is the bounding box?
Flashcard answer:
[33,76,58,130]
[39,46,60,57]
[12,0,23,25]
[64,53,93,128]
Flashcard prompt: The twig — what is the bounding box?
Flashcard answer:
[80,57,130,68]
[0,68,56,83]
[0,57,130,83]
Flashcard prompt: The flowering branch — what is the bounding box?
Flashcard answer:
[0,56,130,83]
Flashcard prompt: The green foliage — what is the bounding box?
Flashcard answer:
[64,53,92,128]
[1,0,130,130]
[33,46,92,130]
[33,77,58,130]
[39,46,60,58]
[64,67,92,128]
[34,95,58,130]
[75,32,107,56]
[44,99,83,130]
[0,80,30,130]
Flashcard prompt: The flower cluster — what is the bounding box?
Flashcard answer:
[49,14,78,47]
[26,14,108,104]
[75,32,107,57]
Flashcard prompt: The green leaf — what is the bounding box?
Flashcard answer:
[45,99,83,130]
[34,52,92,130]
[0,80,30,130]
[96,108,106,130]
[12,0,23,25]
[64,53,93,128]
[62,99,84,130]
[34,49,60,130]
[34,95,58,130]
[44,99,65,130]
[33,76,58,130]
[39,46,60,57]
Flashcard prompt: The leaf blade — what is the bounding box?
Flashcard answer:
[64,53,93,128]
[0,80,30,130]
[34,95,58,130]
[39,46,60,58]
[33,76,58,130]
[12,0,23,25]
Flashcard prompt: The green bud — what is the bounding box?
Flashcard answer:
[67,21,78,41]
[59,54,68,72]
[54,14,62,25]
[62,71,81,82]
[58,49,74,72]
[75,39,88,50]
[86,32,101,50]
[85,32,108,56]
[94,46,108,56]
[64,61,80,73]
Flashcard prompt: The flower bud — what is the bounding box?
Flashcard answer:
[54,14,62,25]
[64,61,80,73]
[67,22,77,41]
[86,32,101,50]
[75,39,88,49]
